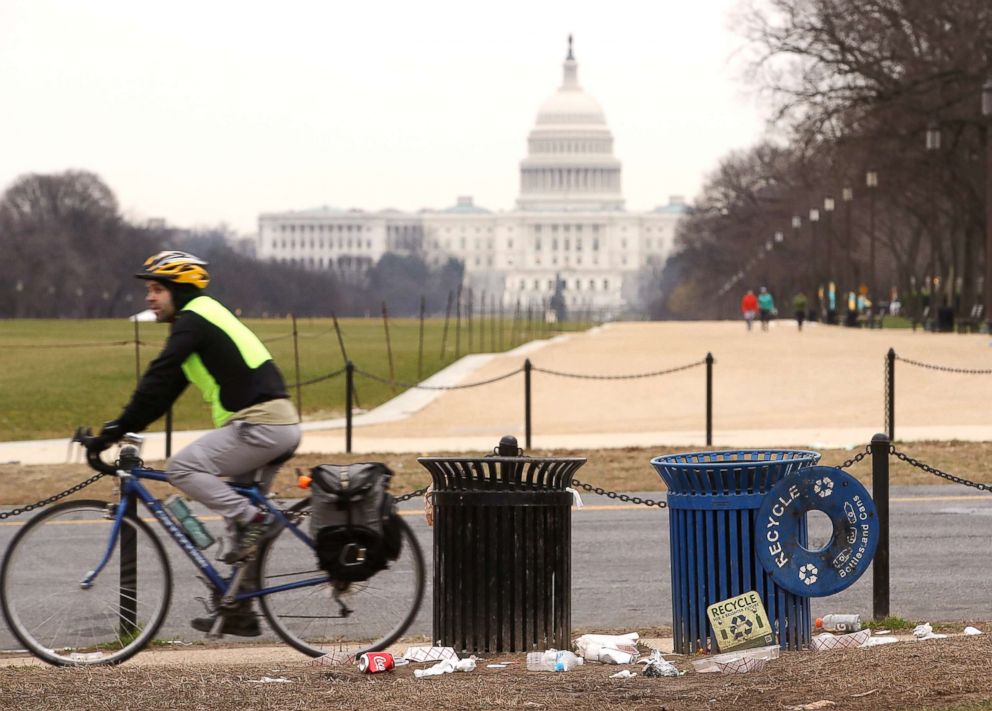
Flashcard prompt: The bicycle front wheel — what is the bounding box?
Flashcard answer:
[258,504,424,657]
[0,500,172,666]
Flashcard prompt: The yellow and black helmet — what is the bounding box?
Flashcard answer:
[136,251,210,289]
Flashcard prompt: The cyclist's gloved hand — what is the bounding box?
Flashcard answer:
[87,421,123,453]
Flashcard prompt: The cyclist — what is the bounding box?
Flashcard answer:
[87,250,301,636]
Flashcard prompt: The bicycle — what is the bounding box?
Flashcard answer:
[0,432,425,666]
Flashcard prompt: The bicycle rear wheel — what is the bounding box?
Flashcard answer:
[0,500,172,666]
[258,501,424,657]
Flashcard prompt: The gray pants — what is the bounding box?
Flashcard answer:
[167,420,301,524]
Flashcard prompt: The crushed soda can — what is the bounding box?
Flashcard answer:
[358,652,407,673]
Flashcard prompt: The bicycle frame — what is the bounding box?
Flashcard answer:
[82,466,325,604]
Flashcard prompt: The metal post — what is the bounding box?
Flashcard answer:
[418,294,425,381]
[886,348,895,441]
[165,408,173,459]
[524,358,532,449]
[705,352,713,446]
[870,432,891,620]
[345,361,354,453]
[291,314,302,414]
[119,486,138,637]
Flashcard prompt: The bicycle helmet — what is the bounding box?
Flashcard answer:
[136,251,210,289]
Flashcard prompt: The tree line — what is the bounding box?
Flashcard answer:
[0,171,463,318]
[653,0,992,320]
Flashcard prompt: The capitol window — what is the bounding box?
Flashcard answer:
[589,279,595,290]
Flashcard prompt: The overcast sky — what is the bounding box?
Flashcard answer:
[0,0,767,234]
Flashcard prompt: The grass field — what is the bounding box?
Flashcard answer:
[0,315,588,441]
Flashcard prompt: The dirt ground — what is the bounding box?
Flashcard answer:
[2,633,992,711]
[1,439,989,507]
[335,321,992,441]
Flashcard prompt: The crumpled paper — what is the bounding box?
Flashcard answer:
[413,657,476,678]
[638,650,683,677]
[402,646,458,663]
[964,626,982,636]
[913,623,948,641]
[610,669,637,679]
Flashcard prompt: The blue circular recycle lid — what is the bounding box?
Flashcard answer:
[755,466,879,597]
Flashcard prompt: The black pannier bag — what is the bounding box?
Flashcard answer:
[309,462,403,582]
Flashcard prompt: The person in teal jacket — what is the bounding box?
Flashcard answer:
[757,286,776,331]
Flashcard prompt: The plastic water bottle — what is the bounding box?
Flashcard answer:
[815,614,861,633]
[526,649,584,672]
[164,495,216,550]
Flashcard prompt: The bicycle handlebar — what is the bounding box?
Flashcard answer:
[86,447,118,476]
[72,426,124,476]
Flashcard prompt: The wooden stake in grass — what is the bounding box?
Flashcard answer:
[332,311,359,409]
[418,294,425,381]
[455,284,462,358]
[467,287,474,353]
[382,302,396,392]
[480,289,486,352]
[440,290,453,360]
[292,313,302,414]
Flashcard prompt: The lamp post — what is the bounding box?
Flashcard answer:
[791,216,802,302]
[810,207,821,318]
[824,197,836,323]
[926,120,941,315]
[842,187,854,295]
[983,77,992,331]
[866,171,878,295]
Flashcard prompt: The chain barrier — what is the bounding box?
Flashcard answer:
[354,366,524,391]
[570,477,668,508]
[836,445,871,470]
[894,354,992,375]
[0,472,107,520]
[395,486,430,503]
[889,445,992,492]
[4,340,147,349]
[292,367,347,388]
[533,359,706,381]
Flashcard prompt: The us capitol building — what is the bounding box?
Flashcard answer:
[257,39,686,316]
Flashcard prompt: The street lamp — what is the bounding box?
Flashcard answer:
[926,120,941,314]
[810,208,821,317]
[983,77,992,331]
[842,187,854,293]
[824,198,837,322]
[866,171,878,295]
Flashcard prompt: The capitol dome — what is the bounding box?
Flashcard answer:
[517,37,623,211]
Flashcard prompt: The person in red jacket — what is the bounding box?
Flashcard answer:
[740,290,758,331]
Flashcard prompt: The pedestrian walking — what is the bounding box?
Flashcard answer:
[792,292,807,331]
[740,290,758,331]
[757,287,775,331]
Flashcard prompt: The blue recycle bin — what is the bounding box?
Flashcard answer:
[651,449,820,653]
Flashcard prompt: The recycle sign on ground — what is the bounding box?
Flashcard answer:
[755,465,880,597]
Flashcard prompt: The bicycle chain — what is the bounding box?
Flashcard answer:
[889,446,992,492]
[0,472,107,520]
[570,478,668,508]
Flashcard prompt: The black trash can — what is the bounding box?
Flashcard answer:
[418,437,586,654]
